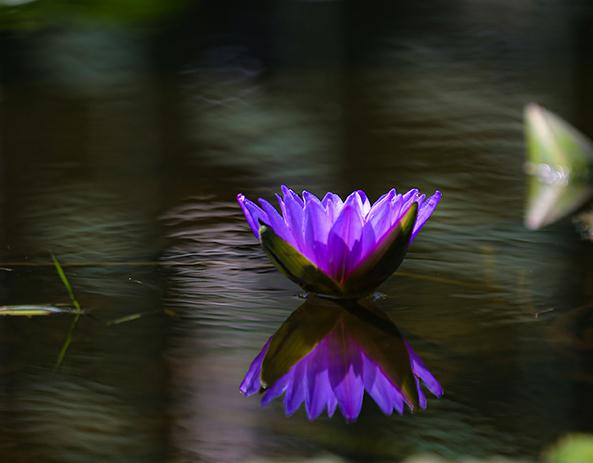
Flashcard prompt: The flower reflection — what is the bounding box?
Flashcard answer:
[240,297,442,422]
[237,186,441,298]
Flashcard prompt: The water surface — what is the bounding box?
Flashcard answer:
[1,2,593,462]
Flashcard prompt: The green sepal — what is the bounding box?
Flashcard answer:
[259,223,342,297]
[341,203,417,298]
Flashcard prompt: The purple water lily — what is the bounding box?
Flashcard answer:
[237,186,441,298]
[240,298,443,422]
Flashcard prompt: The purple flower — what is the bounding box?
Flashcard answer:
[237,186,441,298]
[240,298,443,422]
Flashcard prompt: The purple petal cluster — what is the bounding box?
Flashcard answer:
[240,333,442,422]
[237,186,441,282]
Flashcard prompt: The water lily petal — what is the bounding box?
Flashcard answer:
[405,340,443,398]
[327,395,338,418]
[366,189,397,240]
[411,191,442,242]
[258,198,290,242]
[237,194,267,238]
[331,363,364,422]
[328,333,364,422]
[342,203,417,297]
[261,372,290,406]
[362,353,392,415]
[322,192,344,223]
[303,193,331,270]
[281,185,304,207]
[302,190,322,205]
[284,361,307,416]
[327,203,364,281]
[239,337,271,396]
[279,189,306,253]
[415,377,427,410]
[305,339,332,420]
[356,190,371,217]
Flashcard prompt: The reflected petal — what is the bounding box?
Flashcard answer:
[241,298,442,422]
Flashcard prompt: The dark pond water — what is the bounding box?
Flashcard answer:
[1,1,593,462]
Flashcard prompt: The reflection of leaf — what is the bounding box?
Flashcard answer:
[52,255,82,368]
[524,103,593,229]
[525,179,593,230]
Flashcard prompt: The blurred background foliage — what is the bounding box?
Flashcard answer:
[0,0,188,29]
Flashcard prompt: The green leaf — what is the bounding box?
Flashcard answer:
[52,255,82,368]
[546,434,593,463]
[52,254,81,313]
[341,203,417,298]
[524,103,593,229]
[259,224,342,297]
[0,305,77,317]
[525,103,593,177]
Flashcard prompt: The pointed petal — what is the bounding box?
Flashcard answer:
[327,204,364,282]
[401,188,419,204]
[302,190,322,204]
[332,363,364,422]
[305,340,332,420]
[356,190,371,217]
[411,191,441,242]
[280,187,305,252]
[258,198,291,242]
[362,354,393,415]
[261,373,290,406]
[322,192,344,223]
[366,189,397,240]
[303,194,331,270]
[284,361,307,416]
[237,194,267,238]
[405,341,443,398]
[239,337,272,396]
[327,395,338,418]
[327,333,364,422]
[371,188,396,207]
[281,185,304,206]
[415,377,427,410]
[342,203,417,297]
[358,221,377,268]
